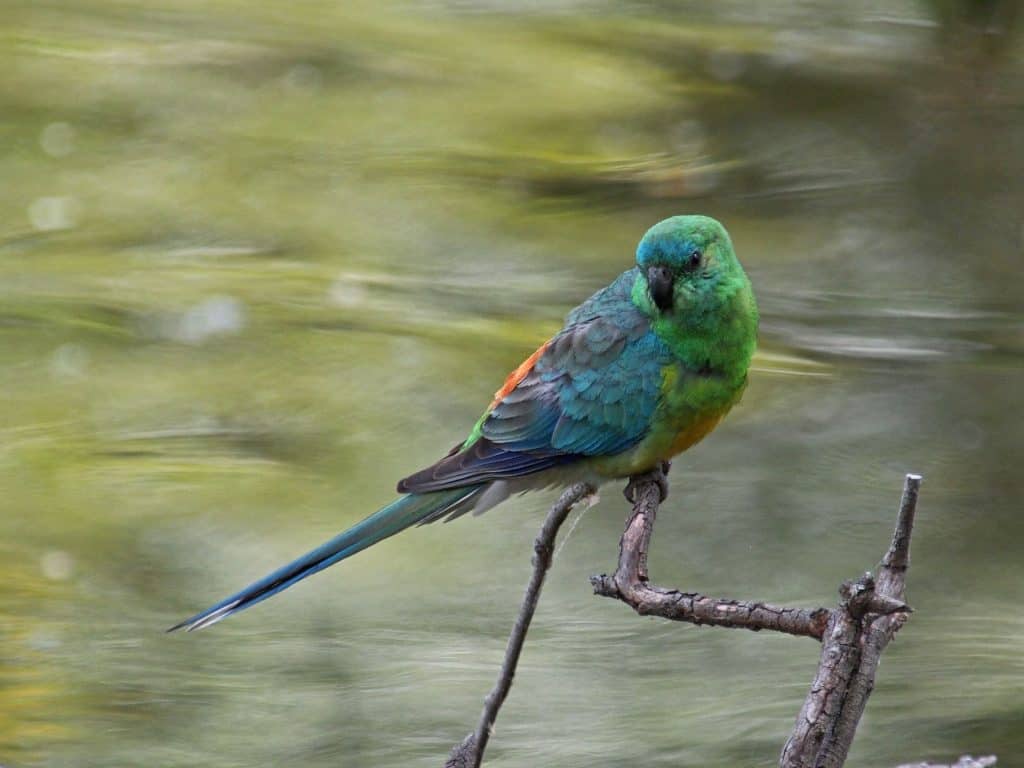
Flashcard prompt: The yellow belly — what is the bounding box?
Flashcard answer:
[590,408,728,479]
[667,411,724,456]
[588,363,747,479]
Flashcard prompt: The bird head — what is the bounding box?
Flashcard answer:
[633,215,748,318]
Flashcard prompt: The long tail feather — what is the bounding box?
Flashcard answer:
[169,486,483,632]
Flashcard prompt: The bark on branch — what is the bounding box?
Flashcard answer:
[589,470,923,767]
[780,474,921,768]
[445,471,938,768]
[590,465,832,639]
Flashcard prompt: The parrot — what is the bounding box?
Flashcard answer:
[170,214,758,631]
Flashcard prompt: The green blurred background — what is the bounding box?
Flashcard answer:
[1,1,1022,766]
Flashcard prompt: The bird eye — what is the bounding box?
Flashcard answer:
[688,249,702,269]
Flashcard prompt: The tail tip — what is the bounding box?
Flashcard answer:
[166,599,242,633]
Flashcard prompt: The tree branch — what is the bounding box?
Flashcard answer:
[590,465,832,639]
[446,471,935,768]
[592,469,925,768]
[804,473,922,768]
[445,481,596,768]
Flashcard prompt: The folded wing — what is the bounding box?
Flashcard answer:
[398,270,670,494]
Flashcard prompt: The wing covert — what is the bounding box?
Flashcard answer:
[398,269,670,494]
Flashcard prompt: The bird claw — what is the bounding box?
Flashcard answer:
[623,461,671,504]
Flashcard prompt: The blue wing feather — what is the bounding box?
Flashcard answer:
[398,268,670,493]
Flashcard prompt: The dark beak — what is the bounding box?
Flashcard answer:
[647,266,674,311]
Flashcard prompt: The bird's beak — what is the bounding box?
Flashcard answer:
[647,266,674,311]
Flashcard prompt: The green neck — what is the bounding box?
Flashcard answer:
[632,271,758,383]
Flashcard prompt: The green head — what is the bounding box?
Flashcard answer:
[632,215,757,375]
[633,215,749,318]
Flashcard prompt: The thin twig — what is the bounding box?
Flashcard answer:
[895,756,997,768]
[445,481,595,768]
[591,467,832,639]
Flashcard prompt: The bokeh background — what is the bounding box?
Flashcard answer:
[2,1,1022,766]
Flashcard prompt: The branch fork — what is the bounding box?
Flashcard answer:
[446,471,927,768]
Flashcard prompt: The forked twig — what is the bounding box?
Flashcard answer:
[447,473,929,768]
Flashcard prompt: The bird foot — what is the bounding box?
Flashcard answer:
[623,461,671,504]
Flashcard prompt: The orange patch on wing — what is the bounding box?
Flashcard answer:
[489,341,550,410]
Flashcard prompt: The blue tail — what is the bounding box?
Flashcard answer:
[169,486,483,631]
